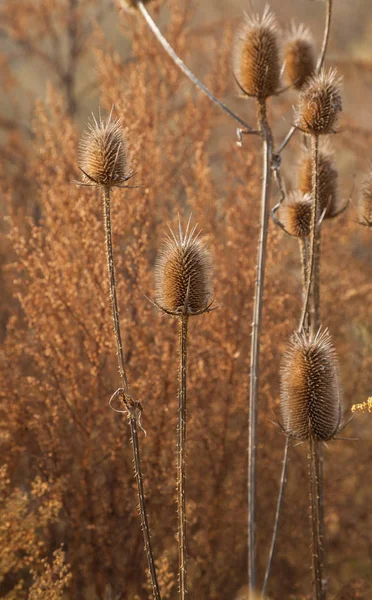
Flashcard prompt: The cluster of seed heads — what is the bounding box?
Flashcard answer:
[359,171,372,226]
[298,144,340,218]
[280,329,342,441]
[79,112,129,187]
[284,23,316,90]
[155,220,212,315]
[282,191,313,238]
[234,6,280,99]
[295,68,342,135]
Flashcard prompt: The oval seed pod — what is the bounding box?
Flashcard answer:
[155,220,212,315]
[295,68,342,135]
[79,112,129,187]
[282,191,313,238]
[280,329,342,441]
[298,143,340,217]
[234,6,280,99]
[284,23,315,90]
[359,171,372,226]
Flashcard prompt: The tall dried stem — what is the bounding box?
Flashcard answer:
[309,434,325,600]
[177,314,188,600]
[103,187,161,600]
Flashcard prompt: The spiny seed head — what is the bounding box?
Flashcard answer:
[298,143,340,217]
[284,23,316,90]
[280,329,342,441]
[359,171,372,226]
[234,5,280,99]
[155,220,212,315]
[295,68,342,135]
[282,191,313,238]
[79,111,129,187]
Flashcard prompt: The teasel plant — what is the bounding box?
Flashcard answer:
[149,217,214,600]
[76,110,162,600]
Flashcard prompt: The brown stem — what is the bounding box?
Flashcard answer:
[178,315,188,600]
[309,435,325,600]
[103,187,161,600]
[317,0,334,73]
[248,100,273,596]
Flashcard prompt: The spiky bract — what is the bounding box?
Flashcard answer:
[295,69,342,135]
[298,144,340,217]
[280,329,342,441]
[79,112,129,187]
[282,191,312,238]
[284,23,315,90]
[359,171,372,226]
[155,220,212,315]
[234,5,280,99]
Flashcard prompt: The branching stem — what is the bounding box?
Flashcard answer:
[103,187,161,600]
[178,314,189,600]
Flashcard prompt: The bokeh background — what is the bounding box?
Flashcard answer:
[0,1,371,599]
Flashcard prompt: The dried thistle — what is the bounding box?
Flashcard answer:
[282,191,313,237]
[284,23,316,90]
[295,68,342,135]
[78,111,130,187]
[155,220,212,315]
[234,5,280,99]
[298,143,340,217]
[358,171,372,226]
[280,329,342,441]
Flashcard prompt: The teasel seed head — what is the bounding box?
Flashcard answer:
[295,68,342,135]
[79,111,130,187]
[284,23,316,90]
[280,328,342,441]
[298,143,340,217]
[359,171,372,226]
[282,191,313,238]
[234,5,280,99]
[155,219,213,316]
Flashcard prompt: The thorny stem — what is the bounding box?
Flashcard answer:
[103,187,161,600]
[178,315,189,600]
[299,136,319,332]
[261,437,290,598]
[248,100,273,597]
[309,435,325,600]
[136,1,254,132]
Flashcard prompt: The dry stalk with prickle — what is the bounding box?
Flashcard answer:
[77,111,161,600]
[154,219,213,600]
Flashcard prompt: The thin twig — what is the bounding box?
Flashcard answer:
[178,314,188,600]
[261,436,290,598]
[136,1,255,132]
[103,187,161,600]
[248,100,273,596]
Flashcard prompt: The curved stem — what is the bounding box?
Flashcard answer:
[261,437,290,598]
[136,1,254,132]
[299,136,319,332]
[178,315,188,600]
[317,0,333,73]
[103,187,161,600]
[248,100,273,597]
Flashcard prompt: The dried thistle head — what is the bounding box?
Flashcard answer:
[282,191,313,237]
[155,219,212,315]
[295,68,342,135]
[359,171,372,226]
[298,143,340,217]
[280,329,342,441]
[234,5,280,99]
[284,23,315,90]
[79,111,130,187]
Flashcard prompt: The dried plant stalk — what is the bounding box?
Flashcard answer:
[359,171,372,227]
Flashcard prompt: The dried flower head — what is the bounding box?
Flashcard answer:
[155,219,212,315]
[295,68,342,135]
[280,329,342,441]
[282,191,313,237]
[79,111,130,187]
[359,171,372,226]
[234,5,280,99]
[284,23,315,90]
[298,143,340,217]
